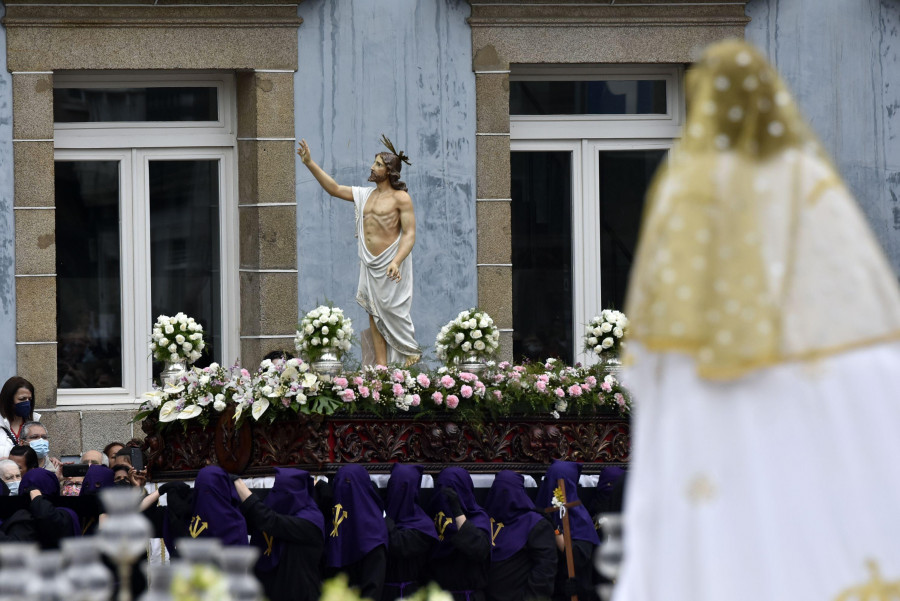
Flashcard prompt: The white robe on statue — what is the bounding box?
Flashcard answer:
[352,186,420,365]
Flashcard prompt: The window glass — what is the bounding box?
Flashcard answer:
[510,80,667,115]
[511,151,574,364]
[597,150,667,310]
[56,160,123,388]
[149,160,221,377]
[53,87,218,122]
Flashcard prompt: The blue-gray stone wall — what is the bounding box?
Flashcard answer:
[0,1,17,378]
[746,0,900,276]
[294,0,477,364]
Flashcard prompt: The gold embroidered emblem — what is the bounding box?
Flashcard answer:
[490,518,504,546]
[834,560,900,600]
[189,515,209,538]
[434,511,453,541]
[331,504,348,537]
[263,532,275,557]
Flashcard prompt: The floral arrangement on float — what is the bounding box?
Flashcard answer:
[294,304,354,373]
[150,312,206,384]
[435,308,501,371]
[137,307,632,432]
[137,357,632,432]
[585,309,629,359]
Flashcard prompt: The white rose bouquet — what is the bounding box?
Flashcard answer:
[294,305,354,362]
[585,309,629,357]
[435,308,501,364]
[149,312,205,364]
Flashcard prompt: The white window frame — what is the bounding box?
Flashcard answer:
[54,72,239,407]
[510,65,683,365]
[510,64,684,140]
[54,71,236,149]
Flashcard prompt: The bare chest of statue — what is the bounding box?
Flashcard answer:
[363,190,401,256]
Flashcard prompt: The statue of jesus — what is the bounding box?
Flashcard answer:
[298,136,420,367]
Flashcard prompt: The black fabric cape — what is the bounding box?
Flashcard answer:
[382,519,437,600]
[551,539,598,601]
[428,520,492,601]
[240,493,324,601]
[325,545,387,601]
[486,518,557,601]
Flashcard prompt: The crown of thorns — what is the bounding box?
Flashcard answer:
[380,134,412,166]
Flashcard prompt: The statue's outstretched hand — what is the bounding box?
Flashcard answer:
[387,262,402,283]
[297,139,312,165]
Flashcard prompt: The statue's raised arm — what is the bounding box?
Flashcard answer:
[297,139,353,202]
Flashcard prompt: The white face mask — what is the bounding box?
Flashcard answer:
[6,480,20,496]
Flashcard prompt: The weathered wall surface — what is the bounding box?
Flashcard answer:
[294,0,477,364]
[746,0,900,276]
[0,2,17,379]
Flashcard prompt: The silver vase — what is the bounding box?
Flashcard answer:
[457,354,487,376]
[311,351,343,377]
[600,354,623,381]
[160,358,187,387]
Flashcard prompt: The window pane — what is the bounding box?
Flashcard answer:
[511,151,573,364]
[510,80,667,115]
[598,150,667,310]
[53,87,218,122]
[149,160,221,376]
[56,161,123,388]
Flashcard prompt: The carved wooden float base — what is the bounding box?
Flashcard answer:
[141,411,630,480]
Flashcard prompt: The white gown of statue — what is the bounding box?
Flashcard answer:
[352,186,420,365]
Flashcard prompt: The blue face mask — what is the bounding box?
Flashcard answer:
[29,439,49,458]
[13,401,32,418]
[7,481,20,496]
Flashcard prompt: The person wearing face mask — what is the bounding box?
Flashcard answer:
[0,458,22,496]
[19,421,61,479]
[0,377,38,458]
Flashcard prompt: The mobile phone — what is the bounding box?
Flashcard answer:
[62,463,90,478]
[129,447,144,472]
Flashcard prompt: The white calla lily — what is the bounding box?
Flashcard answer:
[251,399,270,421]
[158,401,180,422]
[178,405,202,420]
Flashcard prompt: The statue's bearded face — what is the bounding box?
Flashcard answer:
[368,155,388,183]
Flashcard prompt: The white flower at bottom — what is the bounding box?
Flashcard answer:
[158,401,180,422]
[178,405,202,420]
[251,398,270,421]
[213,399,227,412]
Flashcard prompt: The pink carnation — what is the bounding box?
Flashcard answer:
[416,373,431,388]
[493,390,503,401]
[615,393,626,407]
[334,377,348,388]
[513,366,526,374]
[601,381,613,393]
[567,384,583,397]
[536,381,547,393]
[432,391,444,406]
[373,390,381,402]
[459,372,477,383]
[353,376,364,386]
[440,375,456,389]
[411,394,421,407]
[358,386,370,398]
[538,374,550,383]
[554,387,565,398]
[392,383,404,396]
[392,369,405,382]
[585,376,597,387]
[340,389,356,403]
[460,385,473,399]
[498,361,511,370]
[446,394,460,409]
[281,397,291,407]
